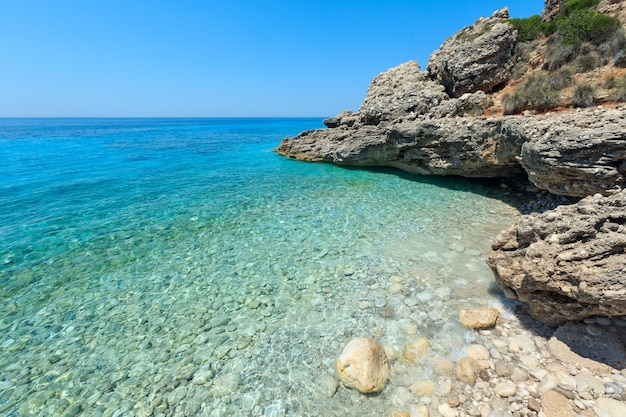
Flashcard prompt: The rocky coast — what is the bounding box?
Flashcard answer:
[276,1,626,416]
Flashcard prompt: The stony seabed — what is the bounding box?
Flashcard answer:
[0,118,534,417]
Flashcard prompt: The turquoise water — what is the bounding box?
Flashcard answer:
[0,118,519,417]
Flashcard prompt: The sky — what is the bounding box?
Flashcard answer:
[0,1,545,117]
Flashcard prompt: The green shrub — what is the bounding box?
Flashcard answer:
[557,10,621,46]
[608,76,626,102]
[572,83,597,107]
[502,73,562,114]
[561,0,600,16]
[604,76,617,89]
[543,42,577,70]
[546,67,575,89]
[511,15,547,41]
[574,53,599,71]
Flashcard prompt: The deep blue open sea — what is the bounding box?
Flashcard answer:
[0,118,520,416]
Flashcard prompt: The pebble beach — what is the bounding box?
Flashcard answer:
[0,118,624,417]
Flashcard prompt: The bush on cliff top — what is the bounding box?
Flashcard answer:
[557,10,621,46]
[502,69,574,114]
[510,15,550,42]
[561,0,600,16]
[510,0,619,46]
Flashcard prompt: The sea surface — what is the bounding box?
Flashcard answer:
[0,118,520,416]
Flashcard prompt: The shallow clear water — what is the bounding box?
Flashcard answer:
[0,118,520,416]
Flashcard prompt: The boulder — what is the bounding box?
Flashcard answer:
[518,106,626,198]
[358,60,450,126]
[402,337,431,363]
[427,8,518,97]
[540,390,576,417]
[336,337,390,393]
[456,357,479,386]
[486,191,626,326]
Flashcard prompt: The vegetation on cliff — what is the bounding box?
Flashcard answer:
[502,0,626,114]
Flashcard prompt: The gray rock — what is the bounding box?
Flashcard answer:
[542,0,563,22]
[427,8,517,97]
[487,191,626,326]
[494,381,517,397]
[358,61,450,126]
[518,108,626,197]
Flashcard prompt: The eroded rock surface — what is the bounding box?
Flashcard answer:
[427,8,518,97]
[486,191,626,326]
[543,0,564,22]
[518,107,626,197]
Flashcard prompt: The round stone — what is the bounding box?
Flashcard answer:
[336,337,389,393]
[467,344,490,361]
[494,381,517,397]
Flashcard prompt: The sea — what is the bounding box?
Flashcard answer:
[0,118,521,416]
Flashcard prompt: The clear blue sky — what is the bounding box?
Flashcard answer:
[0,1,545,117]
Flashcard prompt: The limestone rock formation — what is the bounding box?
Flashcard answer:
[517,107,626,197]
[336,337,390,393]
[427,8,518,97]
[357,60,449,126]
[486,191,626,326]
[278,101,626,197]
[543,0,564,22]
[275,0,626,329]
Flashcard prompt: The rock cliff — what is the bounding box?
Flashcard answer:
[427,8,518,97]
[487,191,626,325]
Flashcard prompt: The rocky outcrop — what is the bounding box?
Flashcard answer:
[336,337,390,393]
[278,87,626,193]
[518,107,626,197]
[278,115,525,177]
[486,191,626,326]
[275,0,626,328]
[599,0,626,25]
[356,61,449,126]
[543,0,564,22]
[427,8,518,98]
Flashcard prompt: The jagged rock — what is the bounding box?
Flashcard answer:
[543,0,564,22]
[427,8,518,97]
[357,61,450,126]
[336,337,390,393]
[277,115,526,177]
[323,110,359,128]
[518,106,626,197]
[486,191,626,326]
[278,105,626,197]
